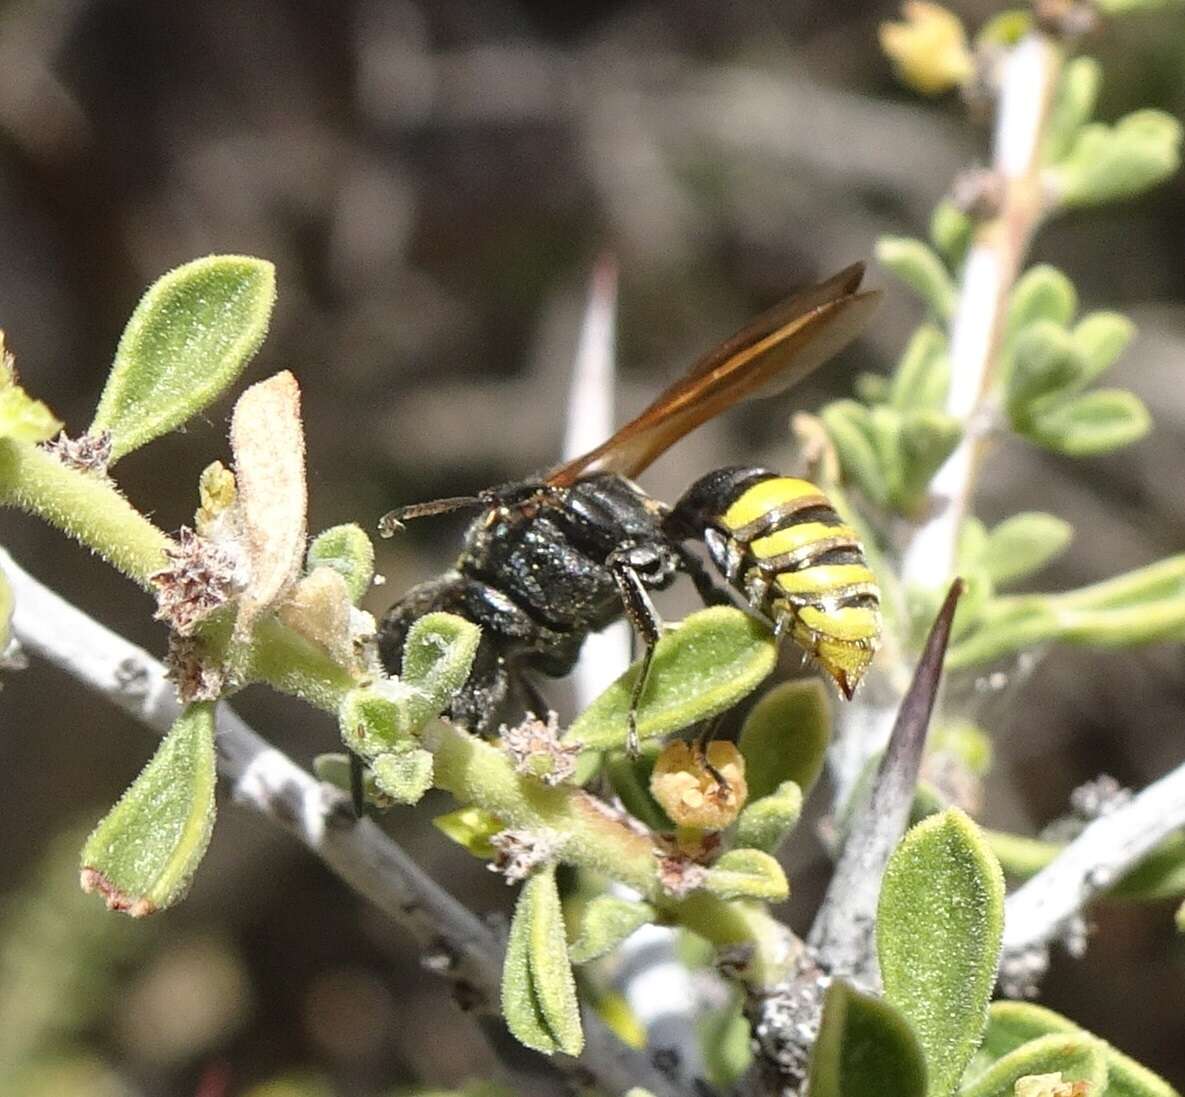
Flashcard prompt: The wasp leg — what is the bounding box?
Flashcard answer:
[519,673,551,722]
[693,712,728,788]
[349,752,366,819]
[606,551,665,757]
[674,542,737,609]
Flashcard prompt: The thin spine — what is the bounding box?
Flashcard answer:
[562,254,708,1088]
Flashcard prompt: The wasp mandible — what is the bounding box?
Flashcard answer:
[378,263,882,753]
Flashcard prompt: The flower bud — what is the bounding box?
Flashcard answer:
[879,2,974,96]
[649,741,747,831]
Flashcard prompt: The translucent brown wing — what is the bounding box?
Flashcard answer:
[548,262,880,488]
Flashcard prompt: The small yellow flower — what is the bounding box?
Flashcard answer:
[880,2,974,96]
[650,741,748,831]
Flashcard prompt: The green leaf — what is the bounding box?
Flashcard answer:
[312,752,392,808]
[307,525,375,604]
[704,848,788,901]
[1005,266,1077,343]
[1043,57,1102,165]
[432,806,504,859]
[568,895,656,964]
[981,513,1073,586]
[808,980,927,1097]
[80,703,217,916]
[0,341,61,442]
[339,686,417,760]
[399,612,482,723]
[1095,0,1185,11]
[502,867,583,1056]
[566,607,776,750]
[876,237,957,318]
[822,400,890,506]
[1052,110,1182,209]
[91,256,276,461]
[700,996,753,1088]
[735,780,804,854]
[980,1001,1183,1097]
[897,410,962,509]
[1111,833,1185,900]
[1073,311,1135,384]
[739,679,832,800]
[929,721,993,777]
[1176,897,1185,934]
[961,1034,1107,1097]
[1005,321,1086,422]
[502,876,557,1055]
[371,748,434,805]
[877,809,1005,1097]
[929,202,973,269]
[604,745,673,830]
[1027,388,1151,457]
[891,325,950,412]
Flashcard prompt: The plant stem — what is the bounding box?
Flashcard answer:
[1001,756,1185,955]
[899,32,1063,591]
[0,440,173,588]
[0,546,681,1097]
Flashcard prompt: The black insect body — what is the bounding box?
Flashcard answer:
[378,263,882,750]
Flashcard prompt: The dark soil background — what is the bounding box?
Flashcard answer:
[1,1,1183,1094]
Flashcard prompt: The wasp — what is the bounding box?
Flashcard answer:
[377,263,881,755]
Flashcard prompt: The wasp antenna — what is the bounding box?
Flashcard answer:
[378,494,485,538]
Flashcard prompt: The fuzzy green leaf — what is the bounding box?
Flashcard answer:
[1052,110,1182,209]
[0,344,61,442]
[1095,0,1185,11]
[1006,321,1086,421]
[313,752,392,808]
[962,1034,1107,1097]
[700,997,753,1088]
[1027,388,1151,457]
[1006,266,1077,343]
[91,256,276,461]
[502,877,557,1054]
[568,895,656,964]
[307,524,375,604]
[982,513,1073,586]
[80,703,217,916]
[371,748,434,805]
[604,745,673,830]
[566,607,776,750]
[432,806,503,859]
[898,410,962,509]
[876,237,957,318]
[399,611,482,722]
[339,686,417,760]
[735,780,804,854]
[929,202,973,269]
[891,325,950,412]
[739,679,832,800]
[808,980,927,1097]
[979,1001,1182,1097]
[502,867,583,1056]
[1043,57,1102,165]
[704,848,788,902]
[1110,833,1185,899]
[823,400,889,506]
[1073,311,1135,383]
[877,809,1005,1097]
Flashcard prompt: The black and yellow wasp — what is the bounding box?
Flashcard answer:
[378,263,882,752]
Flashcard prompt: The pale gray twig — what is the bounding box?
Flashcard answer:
[1002,757,1185,956]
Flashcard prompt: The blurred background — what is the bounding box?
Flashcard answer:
[1,1,1183,1093]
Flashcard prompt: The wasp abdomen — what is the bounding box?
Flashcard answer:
[675,470,881,699]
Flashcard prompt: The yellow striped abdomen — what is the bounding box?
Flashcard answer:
[720,476,881,698]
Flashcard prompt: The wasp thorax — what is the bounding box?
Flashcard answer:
[650,741,748,831]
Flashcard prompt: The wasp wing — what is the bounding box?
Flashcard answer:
[548,262,880,487]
